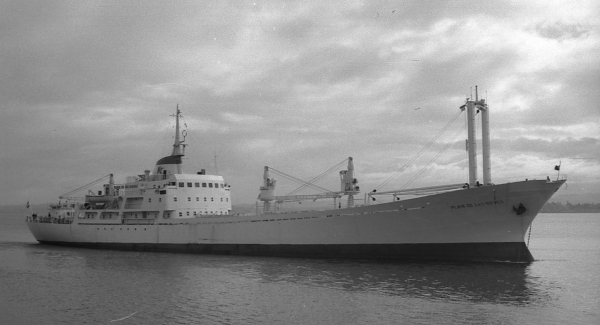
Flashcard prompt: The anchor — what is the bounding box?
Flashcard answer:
[512,203,527,215]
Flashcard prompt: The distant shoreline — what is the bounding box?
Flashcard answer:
[540,201,600,213]
[542,211,600,214]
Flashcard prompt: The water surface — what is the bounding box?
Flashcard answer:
[1,213,598,324]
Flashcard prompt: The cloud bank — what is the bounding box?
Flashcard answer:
[1,0,599,205]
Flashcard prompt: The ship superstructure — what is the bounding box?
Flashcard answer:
[26,94,565,262]
[33,107,231,227]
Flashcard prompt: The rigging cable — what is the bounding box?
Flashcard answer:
[267,167,336,194]
[286,158,349,196]
[59,174,112,199]
[400,122,467,189]
[376,109,463,191]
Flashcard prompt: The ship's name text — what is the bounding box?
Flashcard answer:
[450,200,504,209]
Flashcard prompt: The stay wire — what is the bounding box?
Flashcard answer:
[401,122,467,189]
[287,158,349,196]
[376,110,463,191]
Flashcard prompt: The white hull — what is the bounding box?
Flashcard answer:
[26,179,564,262]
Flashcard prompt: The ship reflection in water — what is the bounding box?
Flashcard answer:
[230,258,552,306]
[10,244,559,324]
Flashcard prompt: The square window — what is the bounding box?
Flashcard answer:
[178,182,184,187]
[187,182,192,187]
[195,183,200,187]
[202,183,207,187]
[209,183,213,188]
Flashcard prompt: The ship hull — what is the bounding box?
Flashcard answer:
[26,179,564,262]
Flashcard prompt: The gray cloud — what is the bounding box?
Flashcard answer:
[1,1,598,205]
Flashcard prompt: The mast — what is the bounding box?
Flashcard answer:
[340,157,359,208]
[460,86,491,187]
[259,166,276,213]
[464,98,478,186]
[171,105,186,174]
[478,87,492,185]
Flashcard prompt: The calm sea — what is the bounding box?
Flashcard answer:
[1,213,598,325]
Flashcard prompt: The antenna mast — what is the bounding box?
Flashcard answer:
[170,105,186,174]
[214,151,218,175]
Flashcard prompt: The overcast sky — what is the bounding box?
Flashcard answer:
[1,0,599,206]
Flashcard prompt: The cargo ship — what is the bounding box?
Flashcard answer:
[26,92,565,262]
